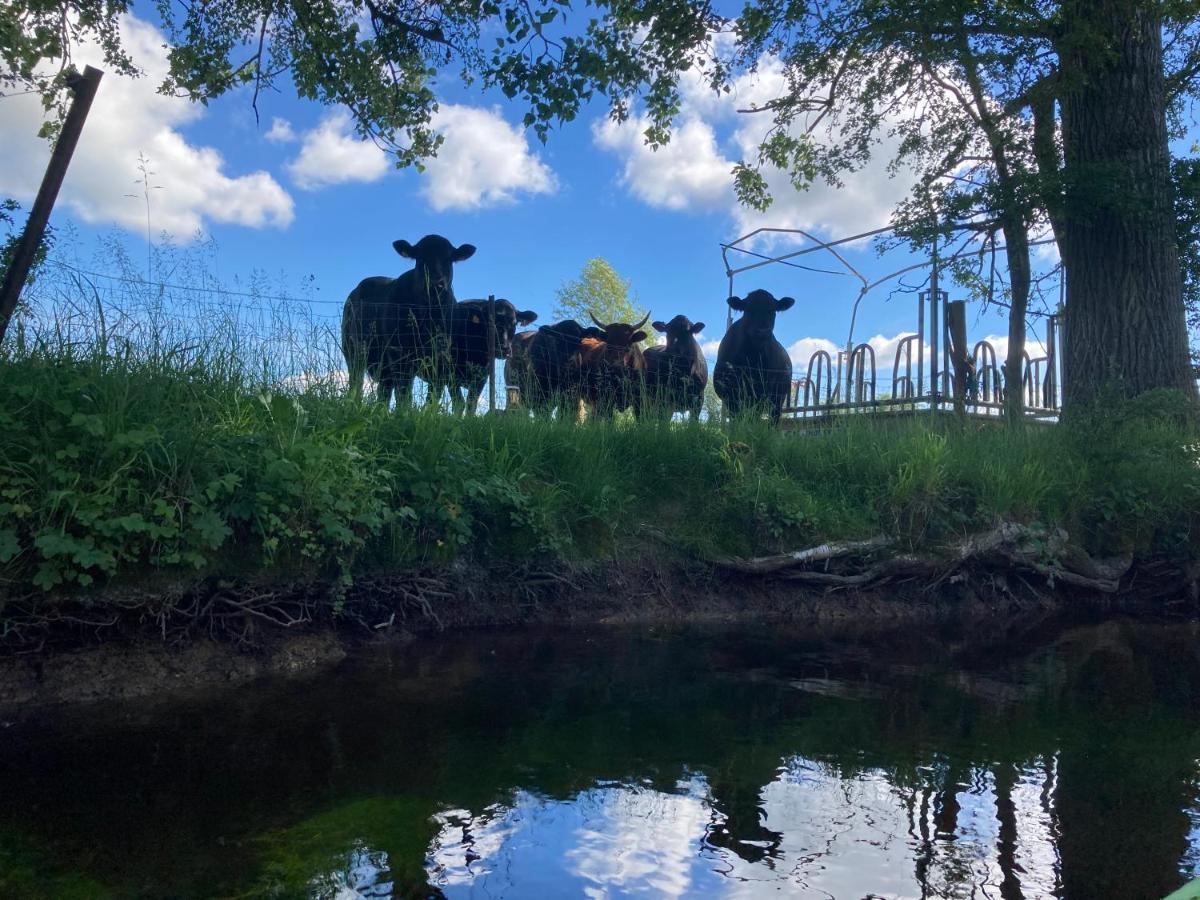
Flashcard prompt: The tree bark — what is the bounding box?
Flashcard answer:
[1056,0,1198,409]
[1000,216,1031,420]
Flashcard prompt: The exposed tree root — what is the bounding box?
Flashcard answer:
[711,536,895,575]
[0,526,1192,659]
[0,571,458,652]
[676,521,1146,596]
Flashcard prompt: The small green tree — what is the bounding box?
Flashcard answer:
[552,258,657,344]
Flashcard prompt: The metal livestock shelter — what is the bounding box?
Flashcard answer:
[720,226,1063,422]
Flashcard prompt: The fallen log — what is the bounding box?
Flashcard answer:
[711,536,895,575]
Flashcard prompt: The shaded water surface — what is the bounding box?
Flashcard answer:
[3,618,1200,898]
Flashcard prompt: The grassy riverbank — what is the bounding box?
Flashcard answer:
[2,331,1198,621]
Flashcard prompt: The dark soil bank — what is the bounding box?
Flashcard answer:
[3,555,1193,713]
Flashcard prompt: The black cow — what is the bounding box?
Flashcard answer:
[579,313,650,420]
[426,299,538,414]
[505,319,604,417]
[643,314,708,420]
[341,234,476,405]
[713,290,795,422]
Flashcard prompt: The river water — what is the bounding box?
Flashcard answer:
[2,617,1199,899]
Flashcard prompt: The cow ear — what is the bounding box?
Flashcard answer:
[776,296,796,311]
[518,310,538,325]
[727,295,747,311]
[394,240,415,258]
[452,243,477,262]
[690,321,705,334]
[652,320,668,333]
[631,330,647,343]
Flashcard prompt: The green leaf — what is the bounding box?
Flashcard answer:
[0,528,21,563]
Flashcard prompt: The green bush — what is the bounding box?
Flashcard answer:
[1,329,1198,601]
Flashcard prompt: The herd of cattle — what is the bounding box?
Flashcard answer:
[342,234,798,422]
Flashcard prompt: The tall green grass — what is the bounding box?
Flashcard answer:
[2,341,1198,597]
[1,247,1198,599]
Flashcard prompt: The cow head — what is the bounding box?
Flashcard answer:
[540,319,604,343]
[464,299,537,358]
[589,312,649,362]
[653,314,705,349]
[394,234,476,305]
[727,290,794,339]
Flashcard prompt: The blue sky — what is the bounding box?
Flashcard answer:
[1,9,1068,384]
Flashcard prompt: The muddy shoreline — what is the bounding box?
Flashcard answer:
[2,554,1195,714]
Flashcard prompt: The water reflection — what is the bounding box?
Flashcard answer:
[411,760,1065,899]
[1,618,1199,898]
[427,780,714,896]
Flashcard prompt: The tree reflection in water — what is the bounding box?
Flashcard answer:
[0,618,1198,898]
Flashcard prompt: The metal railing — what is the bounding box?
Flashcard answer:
[781,289,1062,420]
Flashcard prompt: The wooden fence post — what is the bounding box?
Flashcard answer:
[486,294,496,414]
[0,66,103,343]
[946,300,969,417]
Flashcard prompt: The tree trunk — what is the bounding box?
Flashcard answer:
[1001,217,1031,421]
[1056,0,1198,409]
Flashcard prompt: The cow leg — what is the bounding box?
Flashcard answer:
[465,369,490,416]
[725,394,741,420]
[346,357,366,402]
[627,382,642,421]
[465,375,488,415]
[769,392,784,424]
[422,379,441,410]
[392,370,415,407]
[375,376,395,408]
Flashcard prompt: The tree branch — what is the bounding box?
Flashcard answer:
[362,0,449,46]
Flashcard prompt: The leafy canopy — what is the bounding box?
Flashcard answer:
[2,0,727,165]
[552,257,656,342]
[9,0,1199,234]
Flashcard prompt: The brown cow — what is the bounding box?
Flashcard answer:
[578,312,650,420]
[505,320,605,417]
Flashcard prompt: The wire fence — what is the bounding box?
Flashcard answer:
[15,256,528,411]
[10,250,1061,421]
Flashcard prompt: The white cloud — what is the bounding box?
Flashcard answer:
[265,117,297,143]
[787,336,841,368]
[592,53,923,243]
[727,60,919,241]
[1032,231,1060,265]
[785,332,939,390]
[285,103,555,210]
[419,104,556,211]
[0,13,293,237]
[286,110,391,190]
[592,115,732,211]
